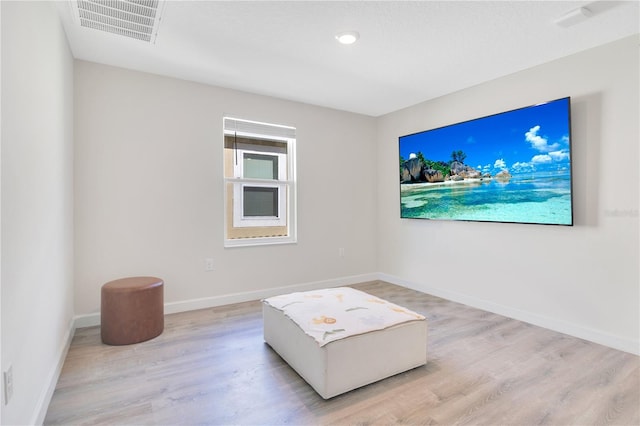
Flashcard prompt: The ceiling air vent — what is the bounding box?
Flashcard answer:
[72,0,165,43]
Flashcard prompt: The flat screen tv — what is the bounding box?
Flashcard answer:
[399,97,573,226]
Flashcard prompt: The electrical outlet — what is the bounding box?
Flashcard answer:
[4,365,13,405]
[204,258,214,271]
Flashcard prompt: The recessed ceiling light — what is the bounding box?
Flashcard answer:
[335,31,360,45]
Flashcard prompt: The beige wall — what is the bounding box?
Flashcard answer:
[376,35,639,353]
[73,61,378,317]
[1,1,75,424]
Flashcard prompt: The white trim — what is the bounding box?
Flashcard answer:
[379,273,640,356]
[73,272,639,355]
[31,317,75,425]
[223,116,295,141]
[233,144,286,179]
[232,143,288,228]
[71,271,638,356]
[73,273,380,328]
[37,270,639,426]
[224,233,296,247]
[232,181,287,228]
[165,273,378,314]
[74,312,102,328]
[223,116,297,247]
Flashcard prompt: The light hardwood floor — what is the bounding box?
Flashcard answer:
[45,281,639,425]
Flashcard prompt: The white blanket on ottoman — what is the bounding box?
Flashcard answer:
[263,287,425,346]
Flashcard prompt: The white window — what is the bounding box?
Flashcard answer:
[223,117,296,247]
[232,142,287,228]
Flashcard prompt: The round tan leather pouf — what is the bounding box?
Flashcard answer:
[101,276,164,345]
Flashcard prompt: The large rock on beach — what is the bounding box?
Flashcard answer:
[450,161,481,179]
[401,167,412,183]
[495,170,512,181]
[449,161,466,176]
[423,169,444,183]
[403,157,422,182]
[461,169,482,179]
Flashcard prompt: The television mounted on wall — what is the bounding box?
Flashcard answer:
[399,97,573,226]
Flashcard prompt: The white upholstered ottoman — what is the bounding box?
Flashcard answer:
[263,287,427,399]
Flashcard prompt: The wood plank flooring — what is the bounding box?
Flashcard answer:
[44,281,639,425]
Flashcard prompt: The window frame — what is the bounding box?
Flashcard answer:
[232,142,287,228]
[223,117,296,247]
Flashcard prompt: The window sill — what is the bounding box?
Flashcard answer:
[224,235,297,248]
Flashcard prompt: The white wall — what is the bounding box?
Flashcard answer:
[0,7,634,423]
[376,35,639,354]
[74,61,378,319]
[1,1,75,424]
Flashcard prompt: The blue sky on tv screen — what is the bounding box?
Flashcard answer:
[399,97,571,175]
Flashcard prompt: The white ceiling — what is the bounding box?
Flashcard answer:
[57,1,639,117]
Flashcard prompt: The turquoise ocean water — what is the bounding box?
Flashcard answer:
[400,171,572,225]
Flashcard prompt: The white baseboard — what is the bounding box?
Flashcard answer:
[32,317,75,425]
[73,271,638,355]
[73,273,380,329]
[164,273,379,314]
[52,269,636,426]
[380,273,640,356]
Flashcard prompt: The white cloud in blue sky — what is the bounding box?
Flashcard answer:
[512,161,535,173]
[494,158,507,169]
[548,150,570,161]
[525,125,560,152]
[532,154,552,164]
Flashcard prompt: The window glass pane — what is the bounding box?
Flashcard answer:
[243,186,278,217]
[244,153,278,179]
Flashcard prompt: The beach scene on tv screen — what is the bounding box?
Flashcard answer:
[399,98,572,225]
